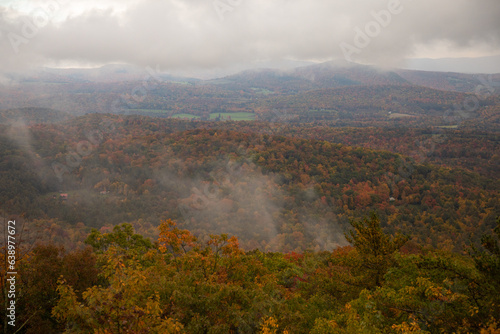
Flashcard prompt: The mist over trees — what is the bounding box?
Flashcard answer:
[0,63,498,333]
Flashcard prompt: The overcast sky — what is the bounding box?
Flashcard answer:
[0,0,499,72]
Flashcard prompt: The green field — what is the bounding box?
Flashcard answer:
[209,112,255,121]
[172,113,200,119]
[388,113,417,119]
[129,110,256,121]
[127,109,171,114]
[436,125,459,128]
[251,87,274,95]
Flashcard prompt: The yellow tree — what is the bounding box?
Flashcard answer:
[53,246,183,334]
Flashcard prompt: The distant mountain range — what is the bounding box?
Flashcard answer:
[211,62,500,94]
[1,59,499,92]
[404,55,500,74]
[0,60,498,130]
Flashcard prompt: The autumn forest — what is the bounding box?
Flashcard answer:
[0,64,499,333]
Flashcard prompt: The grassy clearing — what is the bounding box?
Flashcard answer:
[436,125,459,128]
[209,112,255,121]
[127,110,256,121]
[388,113,417,119]
[127,109,172,114]
[172,114,200,119]
[251,87,274,95]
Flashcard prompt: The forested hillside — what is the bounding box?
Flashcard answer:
[0,115,498,252]
[0,63,499,333]
[1,64,498,131]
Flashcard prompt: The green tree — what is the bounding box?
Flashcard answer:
[344,213,408,288]
[85,223,154,254]
[468,216,500,329]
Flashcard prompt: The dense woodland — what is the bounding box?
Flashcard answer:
[0,115,498,251]
[0,63,499,333]
[1,215,499,333]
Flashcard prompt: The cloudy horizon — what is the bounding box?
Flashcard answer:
[1,0,499,73]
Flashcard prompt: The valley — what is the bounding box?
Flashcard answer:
[0,63,499,333]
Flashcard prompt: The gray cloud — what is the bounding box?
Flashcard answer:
[0,0,499,71]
